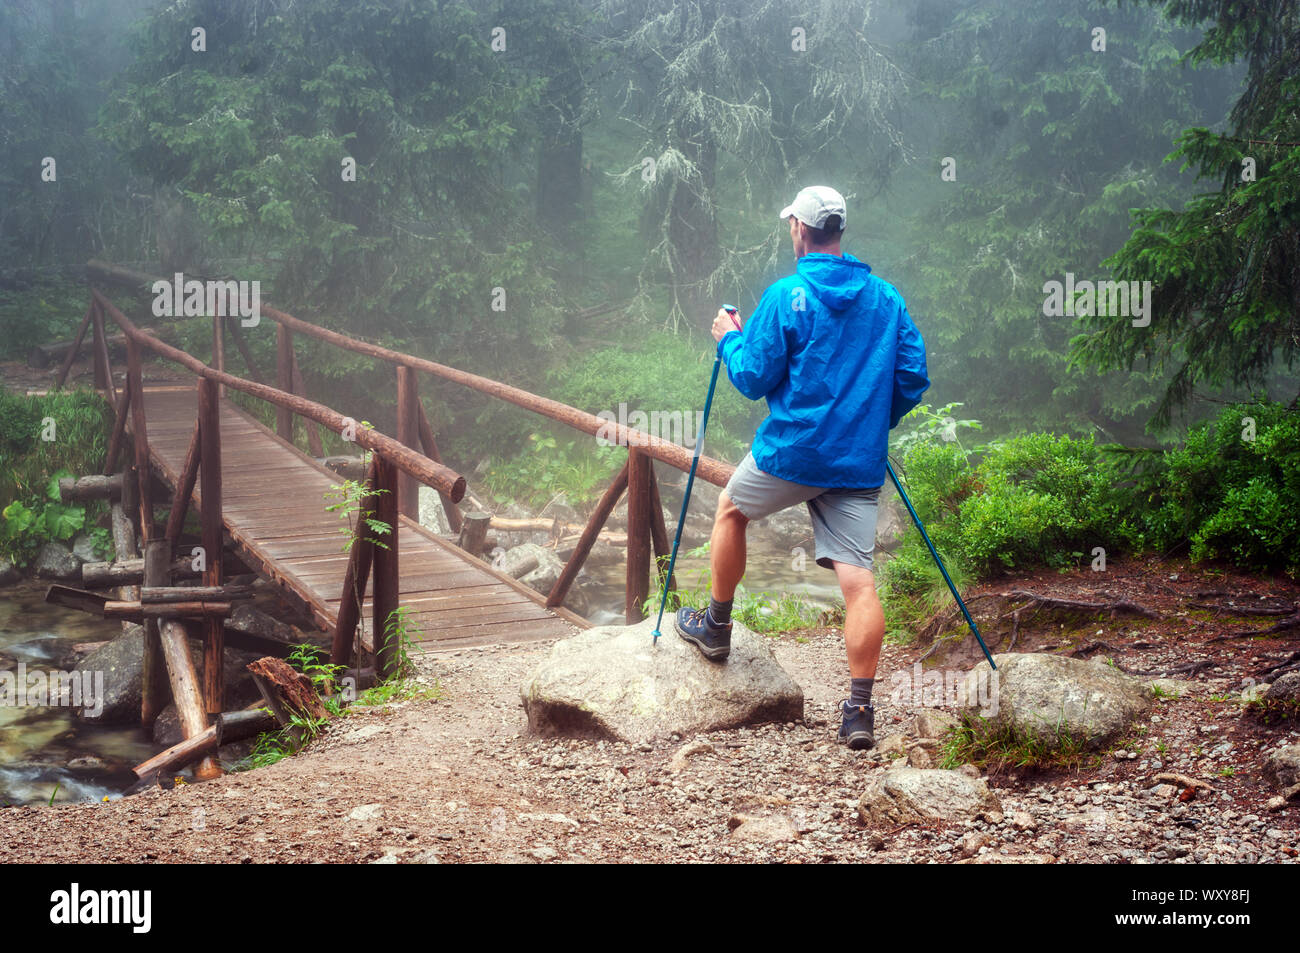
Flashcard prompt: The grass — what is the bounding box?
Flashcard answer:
[938,715,1113,773]
[1244,692,1300,725]
[642,542,833,635]
[354,678,442,708]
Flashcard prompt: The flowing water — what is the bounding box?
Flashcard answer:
[0,585,156,806]
[580,536,850,627]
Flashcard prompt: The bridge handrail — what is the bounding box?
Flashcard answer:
[85,260,736,488]
[90,287,466,502]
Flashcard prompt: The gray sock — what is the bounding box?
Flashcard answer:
[849,677,874,708]
[707,597,733,626]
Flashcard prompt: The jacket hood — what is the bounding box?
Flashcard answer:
[796,252,872,311]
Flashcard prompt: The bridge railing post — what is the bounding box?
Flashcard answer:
[212,314,225,398]
[331,457,378,668]
[548,459,629,609]
[275,323,294,440]
[414,400,463,534]
[372,454,401,679]
[625,448,653,623]
[54,300,95,390]
[90,300,115,400]
[197,377,224,749]
[396,365,419,522]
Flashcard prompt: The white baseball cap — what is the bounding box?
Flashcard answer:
[779,185,847,230]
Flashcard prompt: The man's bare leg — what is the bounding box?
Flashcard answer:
[834,561,885,678]
[674,492,749,659]
[834,561,884,749]
[709,491,749,601]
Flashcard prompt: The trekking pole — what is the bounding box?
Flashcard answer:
[885,458,997,670]
[650,306,736,644]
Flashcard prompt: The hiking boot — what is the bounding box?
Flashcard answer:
[837,700,875,751]
[674,606,731,661]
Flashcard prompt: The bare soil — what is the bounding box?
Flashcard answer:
[0,557,1296,864]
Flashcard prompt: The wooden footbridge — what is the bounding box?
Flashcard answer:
[48,260,735,780]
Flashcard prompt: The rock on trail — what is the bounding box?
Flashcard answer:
[857,766,1003,825]
[520,616,804,744]
[959,652,1154,750]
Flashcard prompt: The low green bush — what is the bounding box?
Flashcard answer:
[0,388,113,567]
[1125,402,1300,571]
[882,401,1300,604]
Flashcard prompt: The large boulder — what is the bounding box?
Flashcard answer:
[70,532,100,563]
[498,543,565,594]
[0,557,21,586]
[417,485,452,536]
[1263,672,1300,710]
[857,767,1002,825]
[1265,744,1300,790]
[521,616,803,744]
[73,625,144,724]
[227,603,301,646]
[33,541,81,581]
[958,652,1153,750]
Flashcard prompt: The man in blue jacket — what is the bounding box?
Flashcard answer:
[675,185,929,751]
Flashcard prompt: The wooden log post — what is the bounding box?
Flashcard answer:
[289,350,325,457]
[54,301,95,389]
[415,402,463,534]
[104,601,233,621]
[58,474,123,502]
[132,706,277,784]
[647,464,674,591]
[91,301,115,401]
[331,517,374,668]
[211,314,225,398]
[275,323,294,441]
[331,458,378,667]
[125,336,156,539]
[140,538,170,728]
[101,375,132,476]
[371,455,401,680]
[395,365,420,522]
[226,318,263,384]
[161,619,219,780]
[625,449,653,624]
[142,585,254,603]
[547,459,629,609]
[457,511,491,556]
[163,421,201,544]
[197,377,225,740]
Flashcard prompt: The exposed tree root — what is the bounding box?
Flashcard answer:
[1207,611,1300,643]
[1188,601,1297,617]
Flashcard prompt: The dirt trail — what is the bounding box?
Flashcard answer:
[1,559,1298,864]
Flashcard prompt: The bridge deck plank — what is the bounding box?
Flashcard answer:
[137,385,584,651]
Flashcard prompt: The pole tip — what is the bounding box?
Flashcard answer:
[651,629,661,643]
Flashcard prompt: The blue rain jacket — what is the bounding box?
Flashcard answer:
[718,252,929,489]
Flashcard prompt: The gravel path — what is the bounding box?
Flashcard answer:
[1,608,1296,864]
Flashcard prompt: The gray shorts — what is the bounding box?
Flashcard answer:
[723,453,881,571]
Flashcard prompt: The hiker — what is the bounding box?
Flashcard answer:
[675,185,929,751]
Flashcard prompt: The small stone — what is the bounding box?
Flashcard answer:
[958,831,991,858]
[348,803,383,822]
[1010,811,1037,831]
[907,746,933,769]
[669,738,715,774]
[729,813,798,843]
